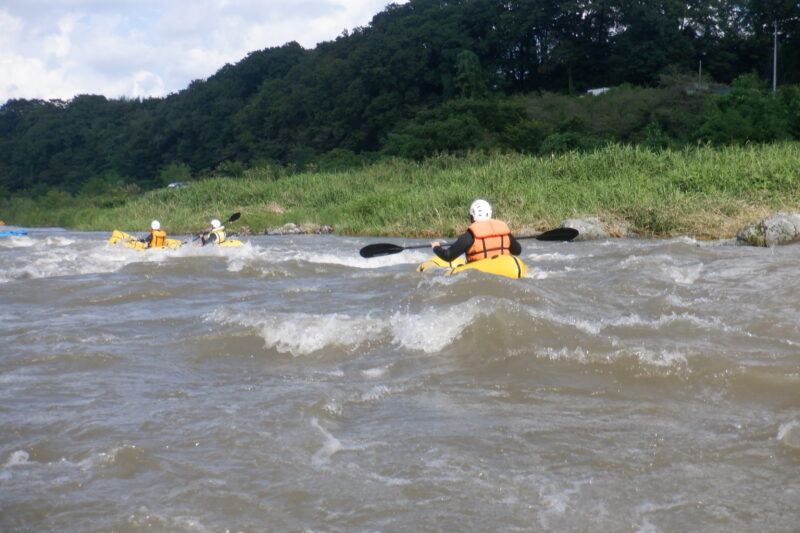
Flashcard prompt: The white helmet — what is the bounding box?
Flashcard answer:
[211,219,221,229]
[150,220,161,230]
[469,199,492,221]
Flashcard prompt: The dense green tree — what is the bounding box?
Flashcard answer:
[454,50,489,97]
[609,1,696,85]
[693,73,794,143]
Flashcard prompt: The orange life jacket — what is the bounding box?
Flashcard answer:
[466,219,511,262]
[149,229,167,248]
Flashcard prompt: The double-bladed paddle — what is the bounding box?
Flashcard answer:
[223,212,241,225]
[359,227,578,258]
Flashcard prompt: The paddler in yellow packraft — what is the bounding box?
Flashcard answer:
[198,218,227,246]
[141,220,168,248]
[430,199,522,263]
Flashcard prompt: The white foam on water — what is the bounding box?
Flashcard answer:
[673,235,701,245]
[209,308,385,356]
[210,299,498,356]
[311,417,343,466]
[620,253,674,269]
[171,240,254,260]
[361,367,387,378]
[322,400,343,416]
[526,268,551,279]
[661,262,704,285]
[524,306,607,335]
[0,236,195,283]
[0,235,35,248]
[536,345,687,369]
[192,242,416,276]
[0,445,140,473]
[538,346,591,363]
[305,250,419,269]
[665,293,711,307]
[524,305,739,337]
[44,236,75,246]
[628,348,688,367]
[364,470,412,486]
[203,242,264,273]
[360,384,391,402]
[241,241,427,270]
[390,304,482,353]
[526,252,578,262]
[3,450,31,467]
[125,506,213,533]
[777,420,800,448]
[536,480,584,530]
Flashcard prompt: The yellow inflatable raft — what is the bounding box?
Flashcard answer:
[108,230,183,251]
[417,254,529,279]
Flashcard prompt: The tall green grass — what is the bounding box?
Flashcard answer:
[5,142,799,238]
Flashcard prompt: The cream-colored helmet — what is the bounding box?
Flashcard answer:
[211,219,222,229]
[150,220,161,230]
[469,199,492,221]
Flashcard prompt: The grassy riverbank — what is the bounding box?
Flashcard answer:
[5,142,800,239]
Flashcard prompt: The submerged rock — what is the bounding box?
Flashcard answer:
[736,213,800,246]
[266,222,335,235]
[561,217,629,240]
[268,222,304,235]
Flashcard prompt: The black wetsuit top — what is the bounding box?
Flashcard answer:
[433,229,521,262]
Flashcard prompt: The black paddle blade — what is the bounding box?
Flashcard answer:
[535,227,579,241]
[227,212,241,223]
[360,243,405,258]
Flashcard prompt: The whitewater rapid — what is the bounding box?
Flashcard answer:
[1,228,798,532]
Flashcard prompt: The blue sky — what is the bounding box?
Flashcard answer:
[0,0,407,104]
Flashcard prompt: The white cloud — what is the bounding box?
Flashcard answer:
[0,0,407,103]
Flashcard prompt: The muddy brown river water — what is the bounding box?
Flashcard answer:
[1,228,798,532]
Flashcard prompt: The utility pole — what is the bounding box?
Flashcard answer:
[773,20,778,92]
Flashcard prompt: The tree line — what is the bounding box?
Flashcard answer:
[1,0,799,199]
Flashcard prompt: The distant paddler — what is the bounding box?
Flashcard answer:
[197,218,226,246]
[430,199,522,262]
[195,213,242,246]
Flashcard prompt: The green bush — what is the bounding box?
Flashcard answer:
[693,74,792,144]
[215,160,246,177]
[538,131,606,155]
[500,120,551,153]
[158,162,192,186]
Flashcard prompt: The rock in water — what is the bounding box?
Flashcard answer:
[736,213,800,246]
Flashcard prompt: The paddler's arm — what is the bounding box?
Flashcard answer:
[431,231,474,262]
[509,234,522,255]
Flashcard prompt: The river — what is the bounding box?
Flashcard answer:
[1,228,799,532]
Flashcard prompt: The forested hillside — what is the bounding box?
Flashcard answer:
[1,0,799,198]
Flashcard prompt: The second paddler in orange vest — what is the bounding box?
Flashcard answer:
[142,220,167,248]
[430,199,521,263]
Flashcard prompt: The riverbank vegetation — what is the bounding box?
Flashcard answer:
[4,142,798,239]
